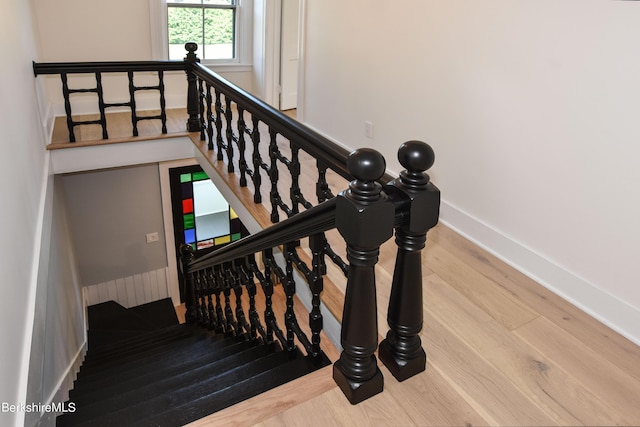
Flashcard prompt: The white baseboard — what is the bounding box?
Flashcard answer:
[439,200,640,346]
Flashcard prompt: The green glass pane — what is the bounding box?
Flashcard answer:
[231,233,241,241]
[180,173,192,183]
[184,213,195,229]
[192,171,209,181]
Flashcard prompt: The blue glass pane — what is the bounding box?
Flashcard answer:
[184,229,196,244]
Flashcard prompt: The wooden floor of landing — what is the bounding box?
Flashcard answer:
[52,109,640,426]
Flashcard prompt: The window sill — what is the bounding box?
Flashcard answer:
[202,63,253,73]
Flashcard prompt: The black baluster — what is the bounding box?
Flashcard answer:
[206,267,216,330]
[379,141,440,381]
[184,42,201,132]
[206,84,214,150]
[225,97,235,172]
[199,270,211,327]
[251,115,263,204]
[223,263,237,334]
[179,244,197,324]
[268,128,280,223]
[158,70,168,134]
[284,243,297,351]
[128,71,139,137]
[262,249,276,343]
[214,266,226,333]
[237,106,248,186]
[309,233,326,357]
[231,261,249,336]
[195,271,205,326]
[333,148,395,404]
[214,90,224,160]
[60,73,75,142]
[243,257,260,340]
[289,144,302,214]
[198,78,206,141]
[94,72,108,139]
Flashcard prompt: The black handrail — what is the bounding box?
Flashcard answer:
[33,61,187,75]
[189,198,337,271]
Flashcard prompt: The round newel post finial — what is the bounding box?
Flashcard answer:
[346,148,386,203]
[184,42,199,62]
[397,140,435,189]
[347,148,386,182]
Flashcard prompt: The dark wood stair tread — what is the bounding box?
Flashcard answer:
[59,348,309,426]
[73,333,252,389]
[70,338,265,401]
[140,352,330,427]
[68,342,275,410]
[58,298,330,426]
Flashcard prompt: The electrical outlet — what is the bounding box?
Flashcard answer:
[146,232,159,243]
[364,121,374,139]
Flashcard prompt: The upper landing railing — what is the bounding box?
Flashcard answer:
[33,43,441,404]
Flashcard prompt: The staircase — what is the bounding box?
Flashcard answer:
[57,298,330,426]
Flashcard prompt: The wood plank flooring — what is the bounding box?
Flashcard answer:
[53,109,640,426]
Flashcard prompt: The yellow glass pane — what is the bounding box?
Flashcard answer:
[215,235,231,245]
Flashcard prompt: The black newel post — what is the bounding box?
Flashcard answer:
[333,148,395,404]
[184,42,201,132]
[179,244,197,324]
[379,141,440,381]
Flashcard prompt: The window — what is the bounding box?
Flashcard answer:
[151,0,252,68]
[167,0,236,61]
[169,165,248,252]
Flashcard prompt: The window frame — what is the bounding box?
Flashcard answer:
[149,0,252,71]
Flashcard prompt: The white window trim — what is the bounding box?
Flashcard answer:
[149,0,253,72]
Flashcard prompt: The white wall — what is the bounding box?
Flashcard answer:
[0,0,54,425]
[301,1,640,343]
[25,176,85,427]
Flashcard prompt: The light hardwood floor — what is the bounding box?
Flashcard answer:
[55,110,640,426]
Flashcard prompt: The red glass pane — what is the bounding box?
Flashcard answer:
[182,198,194,214]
